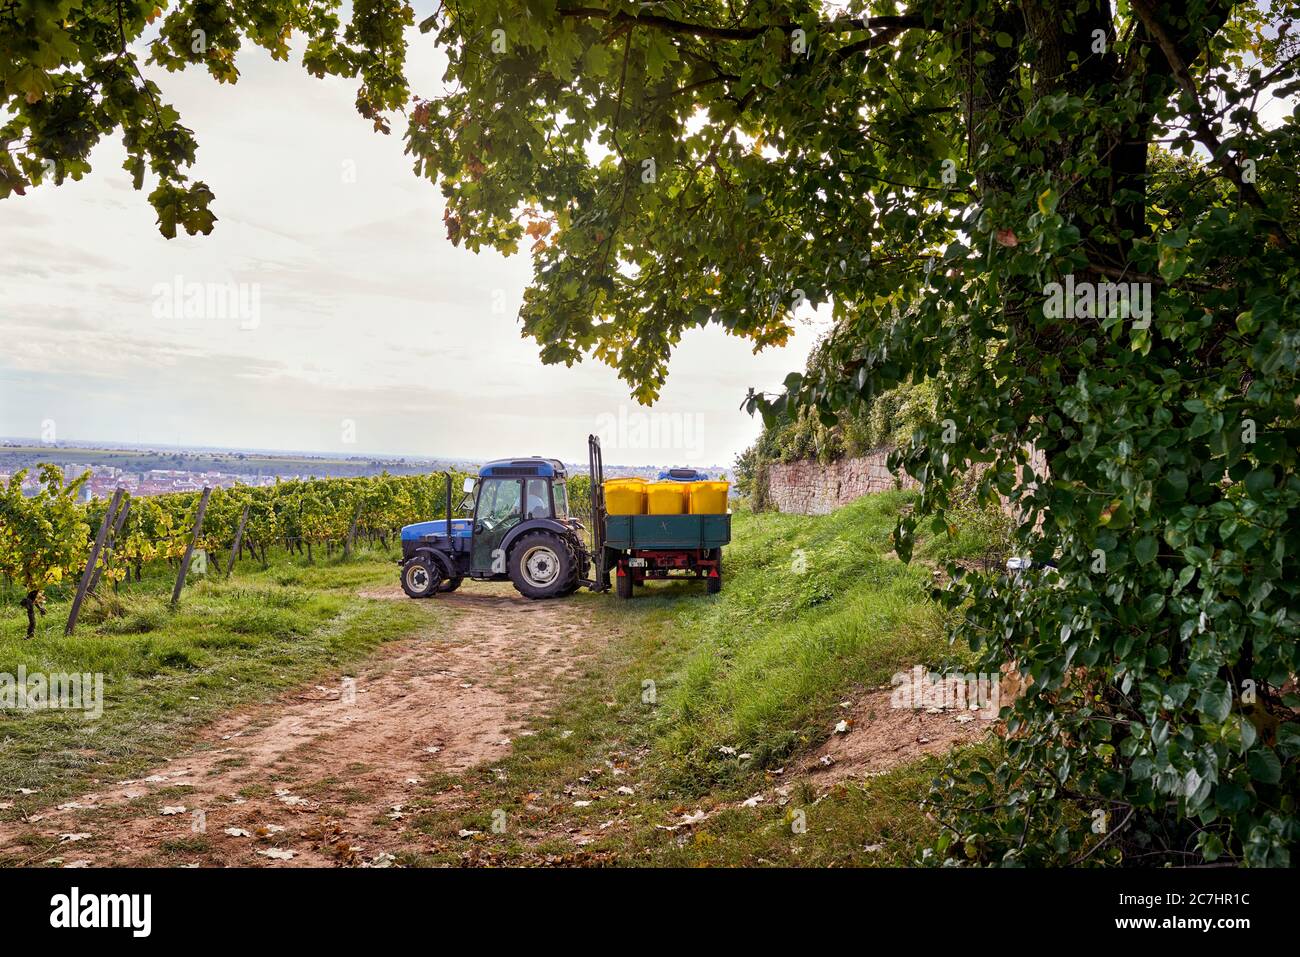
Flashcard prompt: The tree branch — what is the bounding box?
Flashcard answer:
[556,7,932,42]
[1130,0,1291,248]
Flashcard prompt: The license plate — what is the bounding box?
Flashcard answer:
[627,558,647,568]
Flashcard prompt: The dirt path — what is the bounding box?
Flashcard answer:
[0,583,598,868]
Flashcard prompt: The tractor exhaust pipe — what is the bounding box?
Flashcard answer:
[443,471,453,535]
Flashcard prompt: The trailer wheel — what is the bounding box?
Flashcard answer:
[706,554,722,594]
[509,532,577,600]
[615,569,634,599]
[400,558,441,598]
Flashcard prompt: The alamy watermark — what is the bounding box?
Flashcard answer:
[1,667,103,720]
[1044,274,1151,329]
[594,406,705,459]
[890,666,1000,719]
[151,274,261,329]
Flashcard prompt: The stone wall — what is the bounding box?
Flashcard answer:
[765,448,916,515]
[765,445,1047,517]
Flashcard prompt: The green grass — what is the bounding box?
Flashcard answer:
[399,491,979,866]
[0,546,433,811]
[639,492,960,791]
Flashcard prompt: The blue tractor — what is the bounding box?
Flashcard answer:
[398,454,597,600]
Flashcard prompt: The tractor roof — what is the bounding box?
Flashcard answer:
[479,457,566,479]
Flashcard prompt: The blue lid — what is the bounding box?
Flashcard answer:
[657,468,708,481]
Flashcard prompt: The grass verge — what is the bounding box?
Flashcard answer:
[0,548,432,813]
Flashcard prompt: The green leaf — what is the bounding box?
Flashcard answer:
[1196,681,1232,723]
[1133,535,1158,565]
[1247,747,1281,784]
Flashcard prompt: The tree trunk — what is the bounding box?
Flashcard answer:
[20,590,41,639]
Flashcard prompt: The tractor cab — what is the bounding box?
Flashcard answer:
[464,457,575,576]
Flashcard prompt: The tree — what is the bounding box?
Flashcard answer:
[7,1,1298,865]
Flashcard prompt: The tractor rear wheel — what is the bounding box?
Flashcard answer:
[615,570,634,599]
[400,557,441,598]
[509,532,577,600]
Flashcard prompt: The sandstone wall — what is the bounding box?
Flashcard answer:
[765,446,1046,517]
[765,448,917,515]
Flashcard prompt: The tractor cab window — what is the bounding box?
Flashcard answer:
[477,478,523,531]
[525,479,551,519]
[552,480,569,519]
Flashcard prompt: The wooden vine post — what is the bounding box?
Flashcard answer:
[171,486,212,607]
[344,503,363,559]
[224,504,250,579]
[66,487,124,636]
[87,497,131,595]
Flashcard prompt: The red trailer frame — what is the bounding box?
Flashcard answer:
[616,548,720,582]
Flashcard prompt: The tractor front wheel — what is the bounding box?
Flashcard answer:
[509,533,577,600]
[439,577,463,593]
[400,557,441,598]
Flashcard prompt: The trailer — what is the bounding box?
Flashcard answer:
[587,436,730,599]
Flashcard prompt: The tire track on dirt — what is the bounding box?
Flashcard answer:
[0,583,597,867]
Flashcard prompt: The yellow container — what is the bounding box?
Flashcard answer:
[603,478,647,515]
[688,480,730,514]
[645,481,688,515]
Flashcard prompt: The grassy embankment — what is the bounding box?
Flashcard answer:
[400,490,1005,866]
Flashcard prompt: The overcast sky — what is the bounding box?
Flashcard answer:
[0,29,827,469]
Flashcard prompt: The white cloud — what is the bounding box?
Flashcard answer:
[0,37,826,466]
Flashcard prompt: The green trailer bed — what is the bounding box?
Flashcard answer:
[603,513,731,550]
